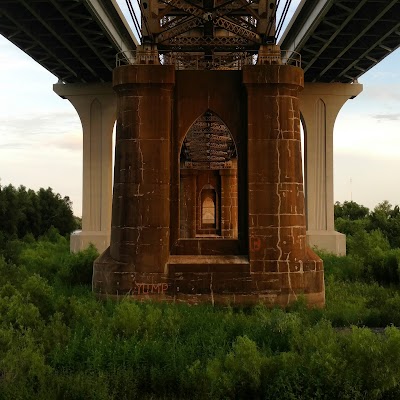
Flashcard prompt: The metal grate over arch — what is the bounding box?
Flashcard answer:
[180,110,237,170]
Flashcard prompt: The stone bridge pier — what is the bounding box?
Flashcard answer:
[88,55,326,306]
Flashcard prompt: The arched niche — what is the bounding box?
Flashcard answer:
[201,185,217,227]
[179,110,238,239]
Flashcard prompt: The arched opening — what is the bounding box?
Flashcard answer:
[201,187,216,227]
[179,110,238,239]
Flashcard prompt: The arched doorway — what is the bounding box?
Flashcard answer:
[179,110,238,239]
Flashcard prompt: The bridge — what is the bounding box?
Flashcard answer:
[1,0,399,305]
[2,0,398,83]
[279,0,400,83]
[0,0,137,83]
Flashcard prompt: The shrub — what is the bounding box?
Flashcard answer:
[111,300,142,337]
[21,274,55,320]
[58,245,98,286]
[207,335,265,399]
[321,251,365,282]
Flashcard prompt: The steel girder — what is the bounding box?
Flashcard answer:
[0,0,137,83]
[279,0,400,83]
[140,0,277,53]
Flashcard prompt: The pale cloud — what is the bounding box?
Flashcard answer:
[334,153,400,209]
[47,133,82,152]
[334,114,400,160]
[0,41,33,68]
[369,70,400,80]
[373,113,400,121]
[362,84,400,103]
[0,143,26,150]
[0,111,80,136]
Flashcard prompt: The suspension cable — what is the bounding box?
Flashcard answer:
[265,0,281,41]
[125,0,142,41]
[276,0,293,39]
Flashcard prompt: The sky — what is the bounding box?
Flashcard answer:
[0,1,399,217]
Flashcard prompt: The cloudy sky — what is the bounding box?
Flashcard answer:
[0,1,399,216]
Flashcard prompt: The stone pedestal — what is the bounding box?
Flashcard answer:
[93,65,175,296]
[243,64,325,307]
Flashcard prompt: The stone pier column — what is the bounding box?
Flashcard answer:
[93,65,175,296]
[53,83,116,254]
[220,163,238,238]
[243,63,324,307]
[180,169,197,238]
[300,83,362,255]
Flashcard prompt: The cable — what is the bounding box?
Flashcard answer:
[276,0,292,39]
[125,0,142,41]
[265,0,280,41]
[136,0,152,40]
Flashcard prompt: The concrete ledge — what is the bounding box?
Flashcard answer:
[306,230,346,256]
[70,230,110,254]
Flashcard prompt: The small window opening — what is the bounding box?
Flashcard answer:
[202,196,215,225]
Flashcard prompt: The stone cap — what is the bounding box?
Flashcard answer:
[113,64,175,88]
[242,64,304,88]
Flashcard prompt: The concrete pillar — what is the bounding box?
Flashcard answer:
[93,64,175,296]
[243,63,324,307]
[220,163,238,238]
[300,83,363,255]
[53,83,116,254]
[180,169,197,238]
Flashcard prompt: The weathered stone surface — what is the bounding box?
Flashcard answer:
[93,63,324,308]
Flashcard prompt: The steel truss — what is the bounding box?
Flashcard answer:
[181,111,237,169]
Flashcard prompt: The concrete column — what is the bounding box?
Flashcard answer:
[53,83,116,254]
[180,169,197,238]
[220,163,238,238]
[300,83,362,255]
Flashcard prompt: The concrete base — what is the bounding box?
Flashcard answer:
[93,249,324,307]
[306,230,346,256]
[70,230,110,254]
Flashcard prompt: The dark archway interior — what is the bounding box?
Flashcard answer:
[179,110,238,239]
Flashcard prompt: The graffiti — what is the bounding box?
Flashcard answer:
[133,282,169,295]
[250,237,262,252]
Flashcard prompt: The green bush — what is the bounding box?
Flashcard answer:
[207,335,265,398]
[111,300,142,337]
[58,244,98,286]
[21,274,55,320]
[321,251,365,282]
[369,249,400,285]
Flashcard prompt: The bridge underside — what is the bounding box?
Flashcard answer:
[0,0,136,83]
[280,0,400,83]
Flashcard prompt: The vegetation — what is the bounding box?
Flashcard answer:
[0,183,77,241]
[334,200,400,285]
[1,193,400,398]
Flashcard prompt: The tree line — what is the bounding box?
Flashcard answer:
[0,183,78,241]
[335,200,400,249]
[332,200,400,285]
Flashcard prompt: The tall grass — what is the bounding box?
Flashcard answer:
[1,234,400,398]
